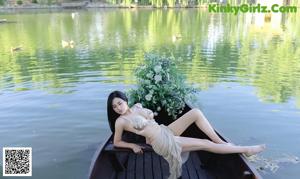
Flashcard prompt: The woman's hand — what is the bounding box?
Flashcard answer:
[132,144,144,154]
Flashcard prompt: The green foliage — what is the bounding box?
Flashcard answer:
[0,0,5,6]
[103,0,271,6]
[17,0,23,5]
[32,0,38,3]
[128,53,197,119]
[37,0,53,5]
[122,0,132,6]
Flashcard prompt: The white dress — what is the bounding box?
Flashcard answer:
[128,105,189,179]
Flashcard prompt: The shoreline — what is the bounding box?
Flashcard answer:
[0,2,208,11]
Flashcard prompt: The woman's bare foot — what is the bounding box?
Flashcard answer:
[244,144,266,157]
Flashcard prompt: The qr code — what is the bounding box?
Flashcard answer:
[3,147,32,176]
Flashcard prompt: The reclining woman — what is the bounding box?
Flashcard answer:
[107,90,266,179]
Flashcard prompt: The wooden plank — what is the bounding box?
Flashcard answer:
[116,153,127,179]
[152,153,163,179]
[160,156,169,179]
[190,152,213,179]
[110,173,116,179]
[136,154,144,179]
[144,152,153,179]
[126,153,136,179]
[185,154,198,179]
[181,163,189,179]
[107,153,125,172]
[88,135,112,179]
[116,171,126,179]
[211,155,235,179]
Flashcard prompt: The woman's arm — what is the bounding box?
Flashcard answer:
[113,118,144,154]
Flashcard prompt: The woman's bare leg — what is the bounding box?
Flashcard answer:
[175,136,266,156]
[168,108,226,144]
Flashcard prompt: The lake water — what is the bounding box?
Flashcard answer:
[0,9,299,179]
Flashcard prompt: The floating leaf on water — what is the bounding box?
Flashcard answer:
[246,153,299,174]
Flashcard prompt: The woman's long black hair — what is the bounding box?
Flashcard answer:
[107,90,128,133]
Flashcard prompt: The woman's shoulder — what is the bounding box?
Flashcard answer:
[115,116,127,125]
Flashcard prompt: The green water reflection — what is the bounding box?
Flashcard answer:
[0,9,300,106]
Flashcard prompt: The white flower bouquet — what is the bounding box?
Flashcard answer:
[128,53,197,120]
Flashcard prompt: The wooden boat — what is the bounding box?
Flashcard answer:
[89,104,262,179]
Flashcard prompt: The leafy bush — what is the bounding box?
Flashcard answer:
[17,0,23,5]
[32,0,38,3]
[0,0,5,6]
[128,53,197,119]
